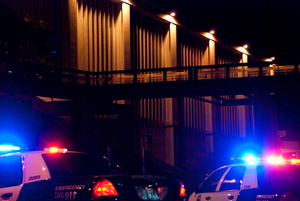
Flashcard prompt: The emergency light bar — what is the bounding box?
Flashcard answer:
[0,144,21,152]
[44,147,67,153]
[241,153,260,165]
[266,155,300,165]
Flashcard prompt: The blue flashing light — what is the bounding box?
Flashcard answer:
[242,153,260,165]
[0,144,21,152]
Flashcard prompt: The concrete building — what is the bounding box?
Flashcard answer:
[0,0,271,177]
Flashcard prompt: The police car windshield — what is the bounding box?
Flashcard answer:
[257,165,300,190]
[42,153,128,178]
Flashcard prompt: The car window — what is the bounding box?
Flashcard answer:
[42,153,127,178]
[197,167,229,193]
[257,165,300,190]
[219,166,246,191]
[0,156,23,188]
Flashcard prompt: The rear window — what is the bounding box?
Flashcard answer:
[0,156,23,188]
[42,153,127,178]
[257,165,300,190]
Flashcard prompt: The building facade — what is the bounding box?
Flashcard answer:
[1,0,260,175]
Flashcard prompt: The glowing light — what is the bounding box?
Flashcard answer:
[161,14,177,24]
[202,32,216,41]
[243,44,248,48]
[236,46,249,55]
[93,179,118,197]
[290,158,300,164]
[263,57,275,62]
[179,182,186,197]
[44,147,67,153]
[242,153,260,165]
[170,12,176,17]
[121,0,131,5]
[210,30,215,34]
[0,144,20,151]
[267,155,284,165]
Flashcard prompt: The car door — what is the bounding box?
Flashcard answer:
[0,155,24,201]
[189,166,229,201]
[213,166,246,201]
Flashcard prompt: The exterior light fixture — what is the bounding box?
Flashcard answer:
[243,44,248,49]
[170,12,176,17]
[210,30,215,34]
[121,0,131,5]
[263,57,275,62]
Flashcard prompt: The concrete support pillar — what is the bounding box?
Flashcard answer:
[164,23,177,166]
[115,3,131,70]
[170,23,177,67]
[165,98,174,166]
[209,40,215,65]
[68,0,78,70]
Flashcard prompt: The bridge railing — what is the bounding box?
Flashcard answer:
[2,62,299,85]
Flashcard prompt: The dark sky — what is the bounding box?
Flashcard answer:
[151,0,300,63]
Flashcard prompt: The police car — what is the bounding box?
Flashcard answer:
[188,154,300,201]
[0,145,186,201]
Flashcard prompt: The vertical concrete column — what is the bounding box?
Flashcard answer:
[164,22,177,166]
[170,23,177,67]
[115,3,131,71]
[240,53,248,77]
[202,39,215,65]
[68,0,78,70]
[123,3,131,70]
[209,40,215,65]
[205,40,215,132]
[165,98,174,166]
[203,40,215,153]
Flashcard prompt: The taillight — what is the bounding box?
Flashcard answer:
[179,182,186,197]
[93,179,118,198]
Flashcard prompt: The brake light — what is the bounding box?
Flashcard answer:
[93,179,118,198]
[179,182,186,197]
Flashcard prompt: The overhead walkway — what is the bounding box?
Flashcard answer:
[0,62,299,100]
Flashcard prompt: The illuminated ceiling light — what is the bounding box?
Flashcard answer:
[201,31,216,41]
[121,0,131,5]
[170,12,176,17]
[263,57,275,62]
[236,46,249,55]
[161,14,177,24]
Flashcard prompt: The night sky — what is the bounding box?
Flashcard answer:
[152,0,300,63]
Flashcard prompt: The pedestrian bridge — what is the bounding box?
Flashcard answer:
[0,62,299,100]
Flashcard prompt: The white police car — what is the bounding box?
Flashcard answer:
[0,145,186,201]
[188,154,300,201]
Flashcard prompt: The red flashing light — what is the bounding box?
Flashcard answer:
[44,147,67,153]
[266,155,300,165]
[267,155,284,165]
[93,179,118,198]
[179,182,186,197]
